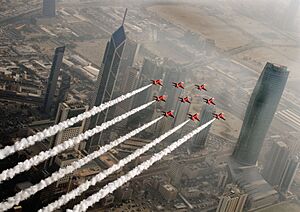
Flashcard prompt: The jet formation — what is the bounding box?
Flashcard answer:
[151,79,163,86]
[172,81,184,89]
[195,84,207,91]
[162,110,175,118]
[154,95,167,102]
[179,96,191,104]
[152,80,225,122]
[203,97,215,105]
[213,113,226,120]
[188,113,200,122]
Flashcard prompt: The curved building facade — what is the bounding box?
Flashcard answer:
[233,62,289,165]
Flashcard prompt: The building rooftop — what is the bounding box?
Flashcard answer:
[223,183,246,198]
[74,161,102,178]
[57,151,79,161]
[162,184,177,192]
[61,101,87,109]
[99,152,119,168]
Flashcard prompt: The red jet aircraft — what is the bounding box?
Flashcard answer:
[162,111,175,118]
[172,81,184,89]
[213,113,226,120]
[195,84,207,91]
[203,97,215,105]
[179,96,191,104]
[151,79,163,86]
[188,113,200,122]
[154,95,167,102]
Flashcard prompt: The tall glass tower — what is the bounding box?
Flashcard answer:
[43,0,56,17]
[262,141,290,186]
[160,65,184,132]
[161,65,184,111]
[43,46,65,114]
[85,22,126,152]
[279,156,299,193]
[132,58,162,109]
[191,104,215,150]
[233,63,289,165]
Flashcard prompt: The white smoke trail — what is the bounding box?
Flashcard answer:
[0,84,152,160]
[0,117,162,212]
[70,119,215,212]
[0,101,154,184]
[40,120,189,212]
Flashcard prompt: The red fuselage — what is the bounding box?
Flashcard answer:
[152,79,163,86]
[154,95,167,102]
[203,98,215,105]
[163,111,175,118]
[179,96,191,104]
[213,113,226,120]
[188,113,200,122]
[173,82,184,89]
[196,84,207,91]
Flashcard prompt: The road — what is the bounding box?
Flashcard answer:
[0,7,41,26]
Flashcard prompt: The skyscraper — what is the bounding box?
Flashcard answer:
[113,67,139,123]
[144,62,183,135]
[43,46,65,114]
[233,63,289,165]
[57,72,71,105]
[132,58,163,109]
[173,96,191,128]
[160,65,184,132]
[46,102,88,167]
[216,184,248,212]
[290,138,300,156]
[128,58,164,130]
[218,170,229,189]
[115,39,139,93]
[51,102,88,147]
[262,141,290,186]
[279,156,299,193]
[43,0,56,17]
[170,95,190,138]
[85,13,127,152]
[161,64,183,111]
[191,104,215,150]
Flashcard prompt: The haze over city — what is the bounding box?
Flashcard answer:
[0,0,300,212]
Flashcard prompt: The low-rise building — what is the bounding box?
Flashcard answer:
[159,183,178,202]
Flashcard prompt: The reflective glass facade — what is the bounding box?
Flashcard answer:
[191,104,215,150]
[43,46,65,114]
[86,26,126,152]
[233,63,289,165]
[43,0,56,17]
